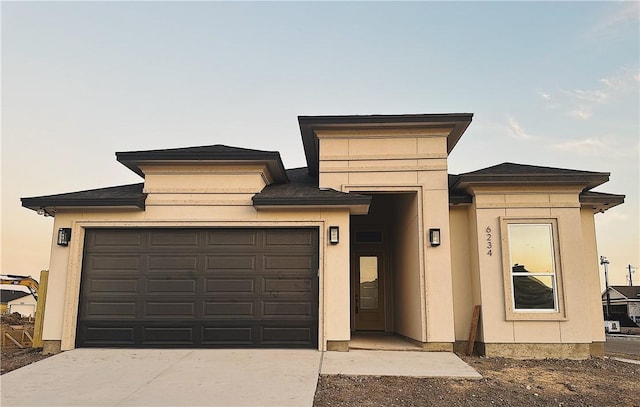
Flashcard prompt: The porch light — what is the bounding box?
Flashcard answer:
[429,228,441,247]
[57,228,72,246]
[329,226,339,245]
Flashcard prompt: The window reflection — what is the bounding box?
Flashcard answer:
[359,256,378,309]
[508,224,557,311]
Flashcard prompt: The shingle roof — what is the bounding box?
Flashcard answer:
[252,168,371,212]
[116,144,288,183]
[21,183,146,213]
[610,286,640,299]
[0,290,32,304]
[452,162,610,190]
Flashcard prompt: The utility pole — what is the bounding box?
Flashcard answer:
[628,264,635,286]
[601,256,611,319]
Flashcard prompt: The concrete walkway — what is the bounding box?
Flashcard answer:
[321,350,482,378]
[1,349,480,406]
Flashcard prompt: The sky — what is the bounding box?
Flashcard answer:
[2,1,638,290]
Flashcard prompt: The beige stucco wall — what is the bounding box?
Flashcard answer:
[317,128,456,344]
[391,193,422,340]
[580,208,606,343]
[8,295,37,317]
[449,206,476,341]
[466,185,602,350]
[41,163,352,351]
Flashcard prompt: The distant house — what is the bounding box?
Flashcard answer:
[22,113,625,359]
[4,291,36,317]
[1,290,32,314]
[602,286,640,324]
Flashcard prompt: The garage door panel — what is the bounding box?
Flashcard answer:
[81,326,136,345]
[78,228,318,348]
[204,301,255,317]
[265,230,313,247]
[143,327,194,345]
[86,255,141,272]
[144,302,196,318]
[206,278,255,294]
[90,231,144,249]
[261,326,314,346]
[264,278,313,294]
[265,255,312,270]
[148,255,199,271]
[89,278,139,294]
[146,279,197,293]
[86,301,137,318]
[207,230,258,247]
[263,301,312,317]
[206,255,256,271]
[150,231,200,247]
[202,326,254,345]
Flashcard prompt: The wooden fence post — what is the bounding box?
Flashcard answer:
[32,270,49,348]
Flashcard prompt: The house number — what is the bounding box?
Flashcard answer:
[486,226,492,256]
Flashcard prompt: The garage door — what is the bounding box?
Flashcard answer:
[76,228,318,348]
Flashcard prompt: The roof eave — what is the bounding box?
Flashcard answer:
[116,155,289,184]
[252,202,371,215]
[579,192,625,213]
[299,113,473,176]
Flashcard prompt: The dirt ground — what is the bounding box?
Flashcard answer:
[1,313,50,375]
[314,355,639,407]
[2,315,638,406]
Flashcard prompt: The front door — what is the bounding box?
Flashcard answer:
[353,251,385,330]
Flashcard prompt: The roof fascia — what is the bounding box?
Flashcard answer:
[116,151,288,184]
[299,114,473,176]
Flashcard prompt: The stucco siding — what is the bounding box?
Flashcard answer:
[449,206,474,341]
[467,185,600,348]
[581,208,606,342]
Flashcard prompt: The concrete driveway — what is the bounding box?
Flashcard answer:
[1,349,322,407]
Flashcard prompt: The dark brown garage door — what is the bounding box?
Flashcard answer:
[76,228,318,348]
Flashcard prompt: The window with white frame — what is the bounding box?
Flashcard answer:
[501,219,564,319]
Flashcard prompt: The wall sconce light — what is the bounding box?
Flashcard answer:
[57,228,72,246]
[329,226,339,245]
[429,228,441,247]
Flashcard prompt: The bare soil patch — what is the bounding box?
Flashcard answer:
[314,356,639,407]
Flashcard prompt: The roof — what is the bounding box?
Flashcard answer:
[21,183,146,214]
[452,162,610,190]
[116,144,288,183]
[0,290,31,304]
[609,286,640,299]
[448,174,473,205]
[299,113,473,176]
[579,191,626,213]
[448,163,623,211]
[252,168,372,214]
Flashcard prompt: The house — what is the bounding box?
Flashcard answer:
[4,291,36,317]
[1,290,33,314]
[602,286,640,324]
[21,113,624,358]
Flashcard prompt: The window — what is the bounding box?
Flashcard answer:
[501,218,565,320]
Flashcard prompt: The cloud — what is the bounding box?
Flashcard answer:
[571,89,609,104]
[557,65,639,120]
[538,90,551,101]
[506,117,534,140]
[569,106,592,120]
[600,66,640,91]
[589,2,640,36]
[552,136,639,158]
